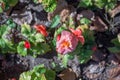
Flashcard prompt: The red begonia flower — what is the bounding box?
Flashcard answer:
[56,31,78,54]
[24,41,31,49]
[70,28,85,45]
[34,24,48,37]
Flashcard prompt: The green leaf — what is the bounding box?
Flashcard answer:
[42,0,57,12]
[0,25,7,36]
[109,38,120,53]
[17,42,27,56]
[31,43,50,57]
[80,18,91,25]
[79,0,93,8]
[21,23,31,37]
[6,19,16,28]
[95,0,105,9]
[50,15,60,28]
[35,33,45,42]
[79,49,93,64]
[0,7,3,13]
[45,69,56,80]
[37,74,46,80]
[108,47,120,53]
[19,71,32,80]
[111,38,120,48]
[0,39,5,48]
[54,25,67,37]
[19,64,55,80]
[7,0,18,6]
[62,54,69,67]
[39,68,46,74]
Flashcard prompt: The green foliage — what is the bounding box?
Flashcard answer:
[34,33,45,43]
[17,41,27,56]
[7,0,18,6]
[0,23,50,57]
[80,18,92,25]
[50,15,60,28]
[59,54,70,68]
[31,43,51,57]
[78,49,93,63]
[0,24,16,53]
[108,38,120,53]
[0,0,18,11]
[18,23,51,57]
[21,23,31,37]
[57,25,95,66]
[19,65,56,80]
[42,0,57,12]
[79,0,117,11]
[6,19,16,28]
[54,24,67,37]
[79,0,93,8]
[95,0,117,11]
[0,7,3,13]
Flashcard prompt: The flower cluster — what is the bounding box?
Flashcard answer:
[56,28,85,54]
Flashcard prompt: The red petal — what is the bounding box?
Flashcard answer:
[24,41,31,49]
[56,34,61,41]
[34,24,48,37]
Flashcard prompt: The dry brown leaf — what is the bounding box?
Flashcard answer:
[79,10,95,20]
[60,5,75,23]
[91,50,107,62]
[90,16,108,32]
[108,66,120,80]
[60,8,70,22]
[47,0,68,21]
[114,53,120,63]
[109,4,120,17]
[58,68,76,80]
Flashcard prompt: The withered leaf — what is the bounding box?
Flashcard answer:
[60,5,75,23]
[85,61,105,79]
[114,53,120,63]
[77,10,95,21]
[108,66,120,80]
[58,68,76,80]
[90,16,108,32]
[109,4,120,17]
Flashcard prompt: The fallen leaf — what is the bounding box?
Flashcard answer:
[109,4,120,17]
[84,61,105,79]
[60,5,75,22]
[90,16,108,32]
[77,10,95,21]
[58,68,76,80]
[108,66,120,80]
[114,53,120,63]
